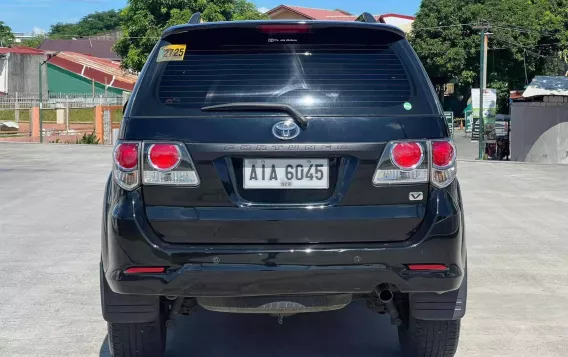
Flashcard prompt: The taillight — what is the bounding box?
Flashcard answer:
[113,141,200,190]
[373,139,457,188]
[431,140,457,188]
[148,144,181,171]
[432,141,455,168]
[114,143,138,171]
[373,141,429,185]
[391,142,424,170]
[113,142,140,190]
[143,142,200,186]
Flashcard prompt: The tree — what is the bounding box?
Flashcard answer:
[115,0,268,71]
[0,21,14,47]
[409,0,568,111]
[21,34,48,48]
[49,10,121,39]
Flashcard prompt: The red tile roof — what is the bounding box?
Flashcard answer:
[0,46,45,55]
[267,5,349,20]
[324,15,382,21]
[47,52,136,91]
[266,5,415,22]
[380,13,416,21]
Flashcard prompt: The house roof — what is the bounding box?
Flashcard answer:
[47,52,136,91]
[380,13,416,21]
[324,15,382,21]
[266,5,415,22]
[38,39,120,61]
[522,76,568,98]
[267,5,350,20]
[0,46,45,55]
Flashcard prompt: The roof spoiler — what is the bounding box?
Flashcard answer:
[188,12,201,24]
[356,12,377,23]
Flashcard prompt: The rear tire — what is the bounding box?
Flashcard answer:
[398,312,460,357]
[107,312,167,357]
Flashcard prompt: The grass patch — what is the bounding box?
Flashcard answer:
[0,108,123,124]
[0,109,31,122]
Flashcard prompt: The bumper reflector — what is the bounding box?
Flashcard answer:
[407,264,448,271]
[124,267,166,274]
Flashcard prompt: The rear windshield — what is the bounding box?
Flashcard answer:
[130,25,437,117]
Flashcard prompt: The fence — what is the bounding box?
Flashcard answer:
[0,92,128,143]
[0,92,126,111]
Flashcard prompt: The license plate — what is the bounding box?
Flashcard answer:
[243,159,329,189]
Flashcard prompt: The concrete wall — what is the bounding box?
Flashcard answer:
[0,56,7,93]
[511,99,568,164]
[381,17,414,33]
[7,53,48,94]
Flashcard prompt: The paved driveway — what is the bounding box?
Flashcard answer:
[0,143,567,357]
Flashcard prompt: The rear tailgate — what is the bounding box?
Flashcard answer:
[125,22,446,244]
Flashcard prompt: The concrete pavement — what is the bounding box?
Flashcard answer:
[0,143,567,357]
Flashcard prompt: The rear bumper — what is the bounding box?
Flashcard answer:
[102,181,466,297]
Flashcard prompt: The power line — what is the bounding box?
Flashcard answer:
[491,24,559,36]
[492,37,559,59]
[412,23,481,31]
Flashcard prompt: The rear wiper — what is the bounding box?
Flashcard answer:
[201,102,309,128]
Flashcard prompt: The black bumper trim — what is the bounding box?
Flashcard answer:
[101,263,160,323]
[410,264,467,320]
[104,184,465,298]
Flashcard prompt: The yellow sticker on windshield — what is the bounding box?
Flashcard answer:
[157,44,186,62]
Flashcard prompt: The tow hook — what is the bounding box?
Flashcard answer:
[165,297,184,328]
[375,284,403,326]
[165,297,196,328]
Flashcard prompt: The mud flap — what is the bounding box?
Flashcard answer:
[409,267,467,320]
[100,263,161,323]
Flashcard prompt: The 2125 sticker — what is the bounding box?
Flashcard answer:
[157,44,186,62]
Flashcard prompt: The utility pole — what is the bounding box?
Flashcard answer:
[38,60,44,143]
[38,52,60,143]
[473,24,491,160]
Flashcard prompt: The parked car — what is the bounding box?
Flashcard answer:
[100,14,467,357]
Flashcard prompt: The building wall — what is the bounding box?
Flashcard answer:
[269,10,310,20]
[511,99,568,164]
[381,17,414,33]
[0,57,7,93]
[47,63,123,95]
[88,30,123,40]
[6,53,48,94]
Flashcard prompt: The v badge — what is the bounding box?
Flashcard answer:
[409,192,424,201]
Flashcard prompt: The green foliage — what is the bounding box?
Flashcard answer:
[115,0,268,71]
[21,34,48,48]
[0,21,14,47]
[0,110,30,122]
[76,132,100,144]
[410,0,568,112]
[49,10,121,39]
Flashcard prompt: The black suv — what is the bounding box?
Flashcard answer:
[101,13,466,357]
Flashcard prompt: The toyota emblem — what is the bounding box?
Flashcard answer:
[272,120,300,141]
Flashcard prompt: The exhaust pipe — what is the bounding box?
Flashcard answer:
[375,284,402,326]
[378,287,394,304]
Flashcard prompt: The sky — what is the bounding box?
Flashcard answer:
[1,0,422,33]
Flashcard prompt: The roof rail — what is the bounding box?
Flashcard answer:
[188,12,201,24]
[356,12,377,23]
